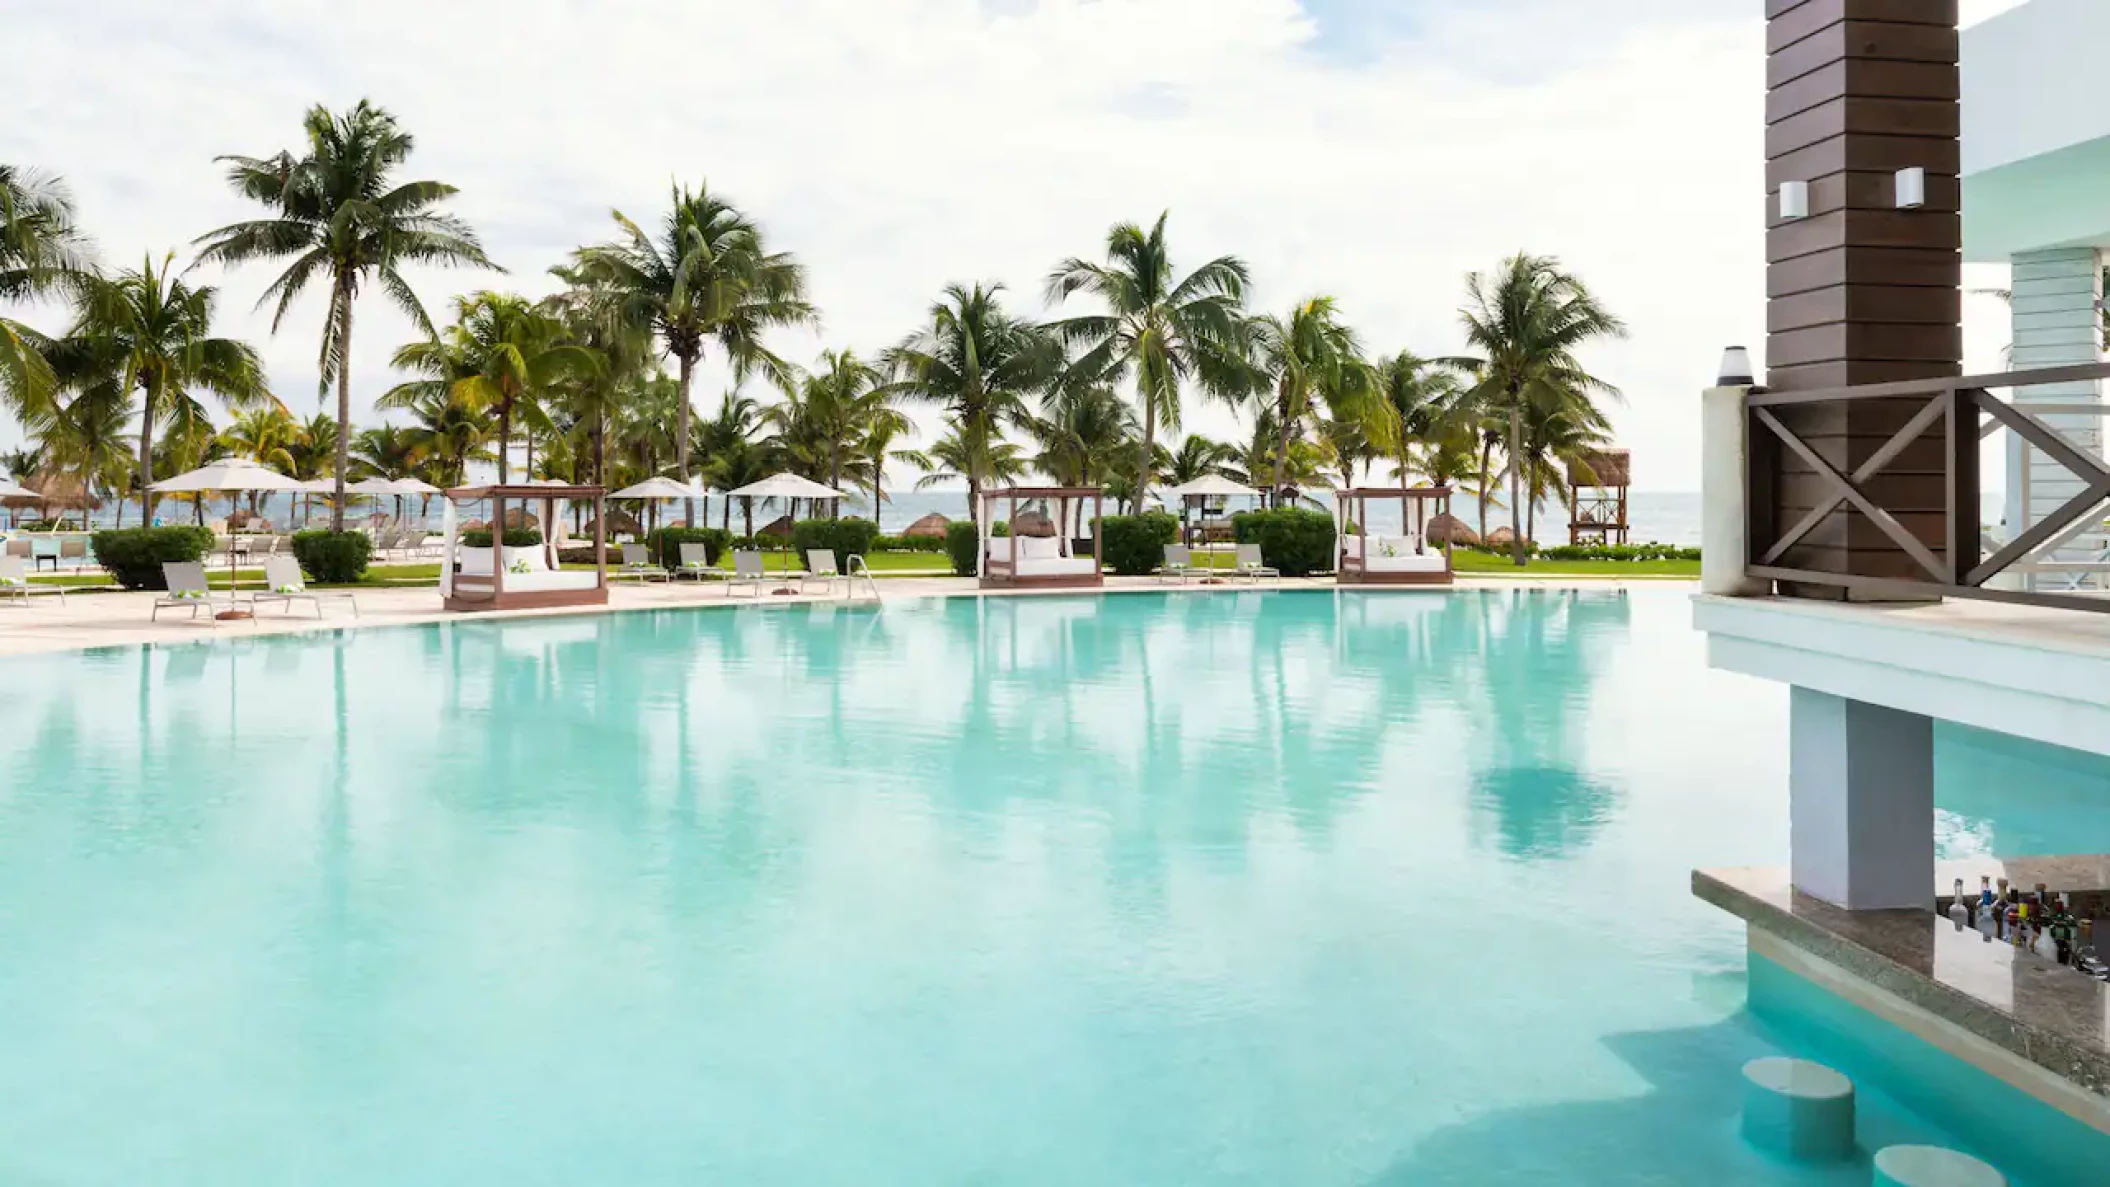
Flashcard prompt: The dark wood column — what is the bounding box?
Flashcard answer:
[1763,0,1961,586]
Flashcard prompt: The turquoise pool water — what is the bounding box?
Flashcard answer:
[1,589,2104,1185]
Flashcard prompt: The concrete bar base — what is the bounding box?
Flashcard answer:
[1873,1144,2006,1187]
[1741,1057,1856,1161]
[1789,688,1934,910]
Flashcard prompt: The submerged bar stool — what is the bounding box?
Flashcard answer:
[1741,1057,1855,1161]
[1872,1145,2005,1187]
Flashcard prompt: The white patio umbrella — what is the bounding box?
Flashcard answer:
[611,477,713,562]
[1163,474,1259,500]
[151,458,307,606]
[0,477,35,499]
[727,472,849,580]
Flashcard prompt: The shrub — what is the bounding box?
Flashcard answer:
[1098,512,1179,576]
[290,530,372,584]
[790,517,882,570]
[873,532,947,553]
[945,519,1008,576]
[645,526,731,568]
[1231,508,1337,577]
[461,528,543,548]
[1536,542,1699,563]
[89,526,214,590]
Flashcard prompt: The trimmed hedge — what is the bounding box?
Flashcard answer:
[1537,542,1700,562]
[874,532,947,553]
[1231,508,1337,577]
[945,519,1009,576]
[89,526,214,590]
[461,528,542,548]
[290,530,372,584]
[1098,512,1179,576]
[645,526,731,568]
[789,518,881,571]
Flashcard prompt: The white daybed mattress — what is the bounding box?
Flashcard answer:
[1341,535,1448,573]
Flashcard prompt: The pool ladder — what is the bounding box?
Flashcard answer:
[846,555,881,601]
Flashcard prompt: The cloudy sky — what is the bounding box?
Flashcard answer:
[4,0,2027,490]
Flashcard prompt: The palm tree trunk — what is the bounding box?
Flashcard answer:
[1272,390,1294,505]
[1508,402,1525,566]
[1477,436,1494,544]
[676,350,696,526]
[497,399,512,485]
[593,414,607,489]
[1134,394,1157,516]
[523,426,534,479]
[136,379,157,523]
[741,497,753,539]
[332,290,355,534]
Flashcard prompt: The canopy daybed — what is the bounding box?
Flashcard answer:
[979,487,1104,590]
[440,483,609,612]
[1334,487,1454,586]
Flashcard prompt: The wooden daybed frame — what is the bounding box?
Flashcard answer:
[979,486,1105,590]
[440,483,609,612]
[1335,487,1454,587]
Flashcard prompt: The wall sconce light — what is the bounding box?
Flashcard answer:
[1895,167,1926,209]
[1778,181,1809,221]
[1718,346,1755,387]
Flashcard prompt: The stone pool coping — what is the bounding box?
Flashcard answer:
[1694,861,2110,1113]
[0,575,1684,659]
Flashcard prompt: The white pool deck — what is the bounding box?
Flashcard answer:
[0,574,1676,659]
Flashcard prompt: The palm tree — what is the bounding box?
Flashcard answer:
[37,389,133,528]
[1246,297,1372,500]
[885,283,1059,517]
[387,292,590,483]
[220,405,300,516]
[351,423,421,521]
[1372,351,1465,494]
[543,265,654,487]
[396,387,491,492]
[1164,434,1238,487]
[194,100,496,530]
[1029,385,1135,535]
[1045,213,1253,513]
[285,411,339,525]
[1456,253,1626,564]
[570,181,814,522]
[1,165,93,421]
[854,396,915,520]
[901,422,1028,517]
[48,252,269,521]
[1515,386,1613,545]
[762,350,894,510]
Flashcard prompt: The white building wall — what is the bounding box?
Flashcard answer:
[2004,248,2105,580]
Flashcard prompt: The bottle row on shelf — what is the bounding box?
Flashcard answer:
[1941,876,2110,982]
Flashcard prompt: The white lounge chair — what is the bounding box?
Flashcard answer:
[801,549,841,595]
[617,542,668,583]
[1156,544,1193,584]
[152,561,236,622]
[727,549,766,597]
[673,542,720,582]
[252,555,358,619]
[1233,544,1279,583]
[0,555,64,604]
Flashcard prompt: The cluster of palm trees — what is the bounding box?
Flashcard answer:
[0,99,1628,563]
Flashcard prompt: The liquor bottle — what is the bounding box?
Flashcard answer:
[1979,875,1996,913]
[1948,879,1971,929]
[1977,879,2002,939]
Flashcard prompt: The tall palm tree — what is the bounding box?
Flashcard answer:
[220,405,300,515]
[1164,434,1239,487]
[396,387,491,491]
[1515,386,1613,545]
[1246,297,1371,500]
[885,283,1059,516]
[1044,213,1253,513]
[1456,253,1626,564]
[901,422,1028,517]
[855,395,915,520]
[543,265,654,488]
[1,164,93,420]
[386,292,590,483]
[761,350,892,509]
[570,181,814,522]
[1373,350,1465,494]
[285,411,339,525]
[37,389,133,528]
[351,424,421,521]
[194,100,496,530]
[48,252,269,520]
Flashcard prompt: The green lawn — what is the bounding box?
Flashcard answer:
[1450,550,1698,579]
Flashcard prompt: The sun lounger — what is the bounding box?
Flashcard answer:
[801,549,841,595]
[0,555,64,604]
[673,542,720,582]
[151,561,237,622]
[727,549,766,597]
[252,555,358,619]
[1156,544,1193,584]
[1233,544,1280,583]
[617,542,668,582]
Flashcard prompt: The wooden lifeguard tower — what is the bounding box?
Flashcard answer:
[1566,450,1630,547]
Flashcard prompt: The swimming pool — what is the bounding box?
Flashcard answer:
[0,589,2101,1184]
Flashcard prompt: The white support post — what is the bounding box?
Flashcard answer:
[1702,384,1769,596]
[1789,688,1934,911]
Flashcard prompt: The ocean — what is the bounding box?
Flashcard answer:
[37,489,1709,545]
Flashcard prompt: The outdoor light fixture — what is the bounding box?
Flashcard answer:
[1718,346,1755,387]
[1778,180,1809,220]
[1895,167,1926,209]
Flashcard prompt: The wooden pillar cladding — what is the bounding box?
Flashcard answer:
[1764,0,1961,590]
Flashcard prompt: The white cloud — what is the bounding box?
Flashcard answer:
[0,0,2019,489]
